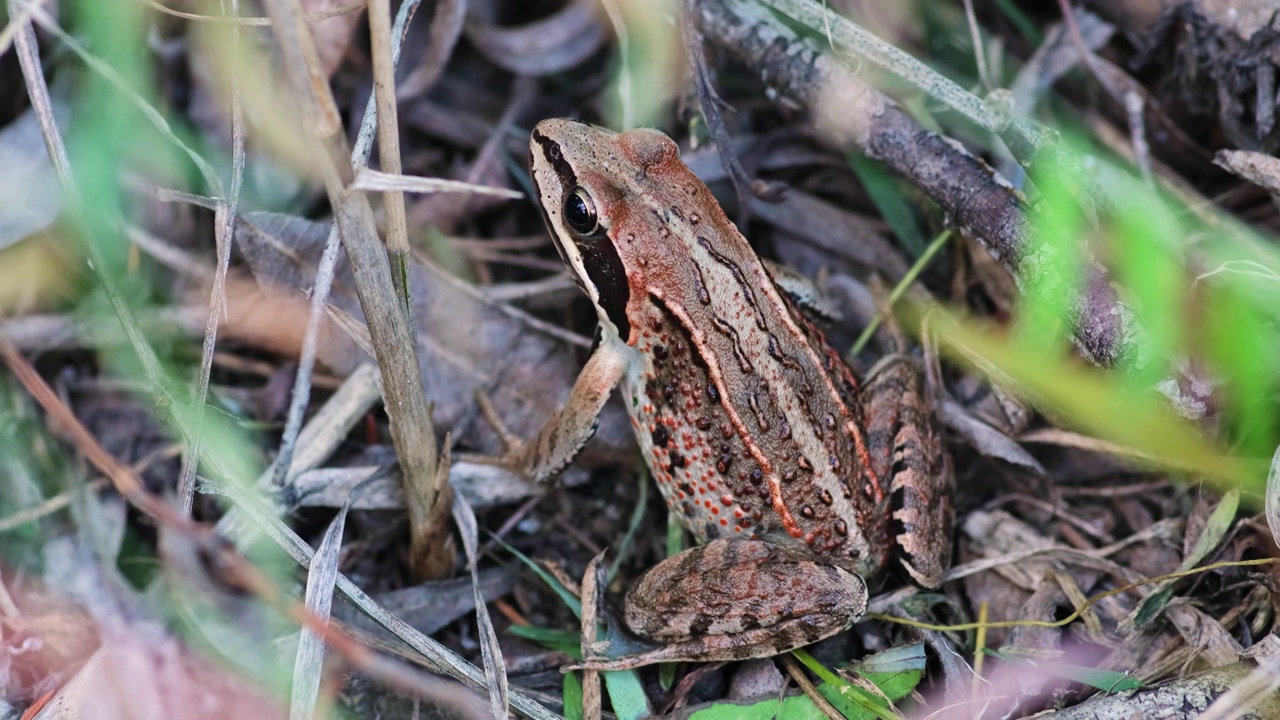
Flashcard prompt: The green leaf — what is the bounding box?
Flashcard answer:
[850,155,928,258]
[984,649,1142,693]
[487,533,649,718]
[604,671,650,720]
[505,625,581,657]
[563,671,584,720]
[686,646,925,719]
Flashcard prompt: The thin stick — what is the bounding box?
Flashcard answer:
[178,0,247,516]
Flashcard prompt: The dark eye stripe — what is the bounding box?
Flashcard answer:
[577,228,631,343]
[532,130,577,190]
[532,130,631,342]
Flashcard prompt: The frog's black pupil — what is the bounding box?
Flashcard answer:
[564,191,596,234]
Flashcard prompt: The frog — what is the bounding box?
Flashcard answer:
[484,117,953,668]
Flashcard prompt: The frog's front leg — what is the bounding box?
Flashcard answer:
[863,354,954,589]
[470,336,630,485]
[573,539,867,670]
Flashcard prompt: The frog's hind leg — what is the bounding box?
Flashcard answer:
[586,540,868,670]
[864,355,955,589]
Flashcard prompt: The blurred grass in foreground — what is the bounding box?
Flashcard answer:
[912,130,1279,498]
[2,0,293,700]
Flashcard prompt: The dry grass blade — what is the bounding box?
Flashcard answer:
[352,167,524,197]
[177,0,246,516]
[366,0,411,311]
[451,483,510,718]
[579,551,606,720]
[0,0,48,58]
[464,0,608,75]
[755,0,1052,154]
[259,0,449,579]
[263,0,418,515]
[144,0,367,25]
[291,472,381,720]
[197,471,559,719]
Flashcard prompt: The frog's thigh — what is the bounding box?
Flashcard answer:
[864,355,954,589]
[623,540,867,659]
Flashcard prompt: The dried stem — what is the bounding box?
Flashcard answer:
[259,0,450,576]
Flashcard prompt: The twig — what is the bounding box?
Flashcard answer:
[682,0,754,219]
[259,0,450,577]
[144,0,367,25]
[368,0,412,314]
[178,0,246,516]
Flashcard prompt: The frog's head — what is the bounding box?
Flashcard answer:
[529,118,685,345]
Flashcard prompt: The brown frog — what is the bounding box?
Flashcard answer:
[491,118,953,668]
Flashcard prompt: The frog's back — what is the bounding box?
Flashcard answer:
[613,172,892,577]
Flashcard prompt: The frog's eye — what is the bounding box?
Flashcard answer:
[563,187,599,236]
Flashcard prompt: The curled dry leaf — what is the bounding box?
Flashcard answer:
[751,188,909,281]
[1214,150,1280,197]
[302,0,365,77]
[939,397,1046,477]
[464,0,610,76]
[289,461,538,512]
